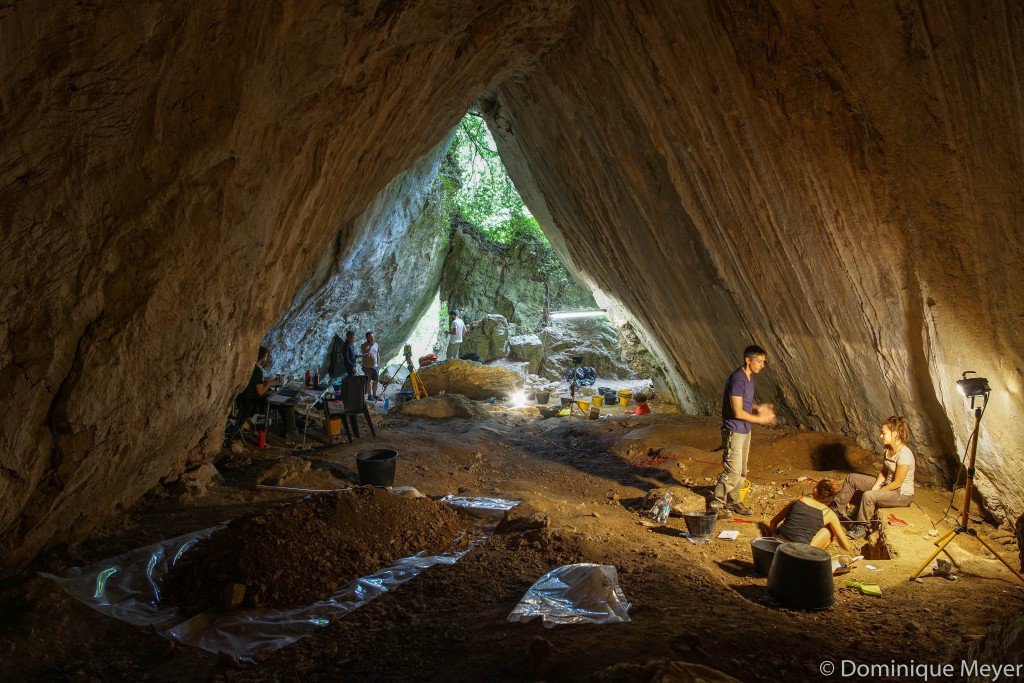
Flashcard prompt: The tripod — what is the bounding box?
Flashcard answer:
[403,344,429,400]
[566,356,583,422]
[911,405,1023,583]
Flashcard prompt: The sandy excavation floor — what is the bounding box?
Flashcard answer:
[3,408,1023,681]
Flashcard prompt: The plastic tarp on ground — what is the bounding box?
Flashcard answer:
[507,563,631,627]
[42,494,519,662]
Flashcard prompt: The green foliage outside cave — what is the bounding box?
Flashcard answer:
[443,112,571,286]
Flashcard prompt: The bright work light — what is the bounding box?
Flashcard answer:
[956,371,990,409]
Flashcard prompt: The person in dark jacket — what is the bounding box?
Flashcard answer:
[342,330,359,376]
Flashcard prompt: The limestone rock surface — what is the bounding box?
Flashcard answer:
[0,0,578,571]
[461,314,511,362]
[262,137,453,375]
[416,359,522,401]
[485,0,1024,519]
[538,318,634,382]
[441,220,594,330]
[509,334,545,375]
[4,0,1024,571]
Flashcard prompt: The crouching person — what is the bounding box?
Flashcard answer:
[770,479,853,550]
[833,416,916,539]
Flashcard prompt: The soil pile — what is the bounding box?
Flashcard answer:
[164,489,474,614]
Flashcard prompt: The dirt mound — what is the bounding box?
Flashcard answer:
[164,489,474,614]
[398,393,491,419]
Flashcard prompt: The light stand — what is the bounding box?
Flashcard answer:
[911,373,1023,583]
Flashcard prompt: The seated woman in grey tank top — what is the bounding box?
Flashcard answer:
[769,479,854,551]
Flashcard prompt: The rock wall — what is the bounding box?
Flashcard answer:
[0,0,579,572]
[441,219,595,331]
[262,136,453,375]
[537,318,634,382]
[485,0,1024,520]
[3,0,1023,569]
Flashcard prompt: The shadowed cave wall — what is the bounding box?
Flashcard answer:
[1,0,1022,571]
[483,0,1024,519]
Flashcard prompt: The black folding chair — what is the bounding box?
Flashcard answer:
[340,375,376,441]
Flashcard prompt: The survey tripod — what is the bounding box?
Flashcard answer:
[403,344,429,400]
[910,404,1024,583]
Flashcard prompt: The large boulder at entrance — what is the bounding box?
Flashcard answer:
[509,334,545,375]
[416,359,522,400]
[538,318,633,382]
[398,393,490,420]
[460,314,511,362]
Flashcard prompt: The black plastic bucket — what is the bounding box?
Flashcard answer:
[535,391,550,404]
[750,536,784,576]
[355,448,398,487]
[766,542,835,610]
[683,511,717,541]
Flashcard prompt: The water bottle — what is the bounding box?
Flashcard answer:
[650,492,673,524]
[383,398,390,409]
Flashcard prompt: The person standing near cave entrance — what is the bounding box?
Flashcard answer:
[710,344,776,517]
[446,310,465,361]
[342,330,359,376]
[361,331,380,400]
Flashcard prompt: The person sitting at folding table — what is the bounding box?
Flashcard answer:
[236,346,280,418]
[769,479,854,551]
[831,415,916,539]
[236,346,299,438]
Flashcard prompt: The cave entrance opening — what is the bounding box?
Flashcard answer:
[381,111,663,402]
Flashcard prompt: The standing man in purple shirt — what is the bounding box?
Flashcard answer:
[710,345,776,517]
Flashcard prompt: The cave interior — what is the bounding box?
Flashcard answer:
[2,0,1024,678]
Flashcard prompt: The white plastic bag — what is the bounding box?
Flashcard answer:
[508,563,631,627]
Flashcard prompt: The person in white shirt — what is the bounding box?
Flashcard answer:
[832,415,916,538]
[360,331,380,400]
[446,310,465,361]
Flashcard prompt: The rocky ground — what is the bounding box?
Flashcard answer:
[2,404,1022,681]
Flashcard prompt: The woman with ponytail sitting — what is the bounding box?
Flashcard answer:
[832,415,916,539]
[770,479,854,550]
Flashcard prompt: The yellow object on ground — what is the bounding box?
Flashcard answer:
[738,479,751,502]
[591,394,604,407]
[617,389,632,406]
[322,417,344,436]
[845,580,882,597]
[577,400,591,412]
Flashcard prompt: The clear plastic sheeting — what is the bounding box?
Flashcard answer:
[42,495,519,662]
[438,494,519,522]
[42,525,225,631]
[508,563,631,627]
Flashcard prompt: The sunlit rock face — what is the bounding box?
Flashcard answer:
[0,0,579,571]
[485,0,1024,519]
[262,137,452,376]
[441,219,596,332]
